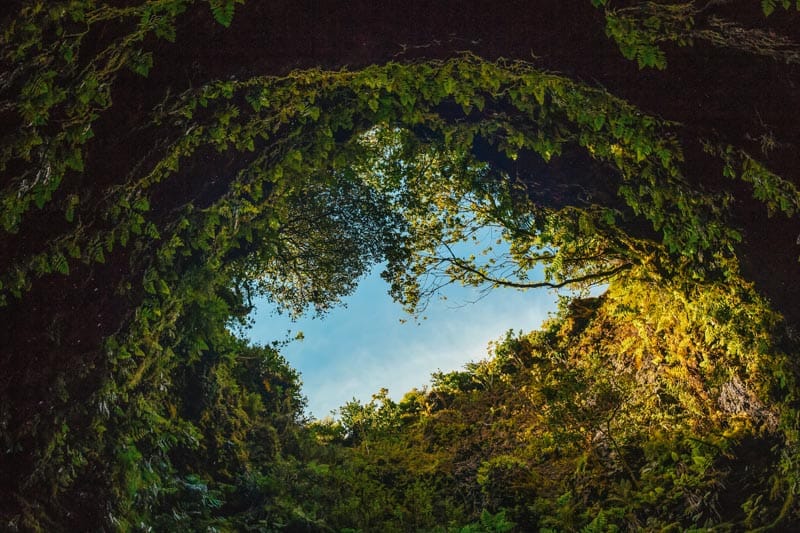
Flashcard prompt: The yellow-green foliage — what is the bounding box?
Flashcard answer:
[315,271,799,530]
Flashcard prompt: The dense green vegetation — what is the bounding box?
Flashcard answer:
[317,275,799,531]
[2,0,800,530]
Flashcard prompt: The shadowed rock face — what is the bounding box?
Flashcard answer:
[0,2,799,525]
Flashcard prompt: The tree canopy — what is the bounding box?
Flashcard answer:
[1,0,800,530]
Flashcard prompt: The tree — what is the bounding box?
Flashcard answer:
[324,276,798,529]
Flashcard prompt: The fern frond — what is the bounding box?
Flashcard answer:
[209,0,236,27]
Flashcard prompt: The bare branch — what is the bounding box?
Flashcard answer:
[439,241,631,290]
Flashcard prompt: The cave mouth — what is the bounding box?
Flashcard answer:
[3,54,799,529]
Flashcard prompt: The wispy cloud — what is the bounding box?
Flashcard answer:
[249,271,559,418]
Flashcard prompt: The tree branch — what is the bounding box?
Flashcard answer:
[439,242,631,290]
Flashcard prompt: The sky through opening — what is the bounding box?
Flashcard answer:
[247,260,564,418]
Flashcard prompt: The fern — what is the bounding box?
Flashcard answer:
[209,0,237,27]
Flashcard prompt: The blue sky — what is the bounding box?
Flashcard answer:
[247,266,563,419]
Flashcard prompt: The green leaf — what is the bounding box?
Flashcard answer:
[65,149,84,172]
[532,84,546,105]
[209,0,236,27]
[143,276,155,294]
[66,242,81,259]
[119,227,129,247]
[133,197,150,212]
[128,50,154,77]
[34,190,47,209]
[60,43,74,62]
[65,194,79,222]
[53,253,69,275]
[157,279,171,296]
[92,244,105,264]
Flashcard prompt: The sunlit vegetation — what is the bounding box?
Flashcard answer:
[2,0,800,530]
[316,273,799,530]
